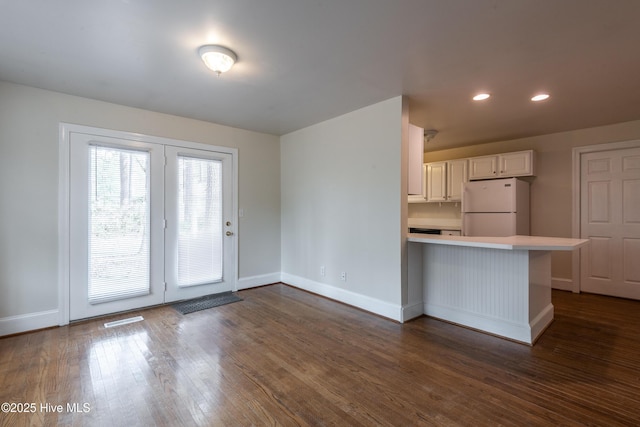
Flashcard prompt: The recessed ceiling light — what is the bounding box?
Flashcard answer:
[531,93,550,102]
[473,93,491,101]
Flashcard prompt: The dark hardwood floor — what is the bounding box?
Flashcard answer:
[1,284,639,426]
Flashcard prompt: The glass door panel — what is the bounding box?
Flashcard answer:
[88,145,151,303]
[177,155,223,287]
[69,133,165,321]
[164,146,234,302]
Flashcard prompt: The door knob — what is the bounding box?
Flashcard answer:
[226,231,234,236]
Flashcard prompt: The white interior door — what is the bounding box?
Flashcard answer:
[69,133,165,320]
[164,146,235,302]
[580,146,640,299]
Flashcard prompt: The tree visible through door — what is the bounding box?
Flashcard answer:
[176,155,223,287]
[88,146,151,304]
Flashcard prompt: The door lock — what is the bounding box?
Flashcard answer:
[226,231,234,236]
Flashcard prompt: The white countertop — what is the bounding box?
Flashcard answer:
[407,233,589,251]
[407,218,462,230]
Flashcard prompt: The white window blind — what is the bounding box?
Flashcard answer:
[177,156,223,287]
[88,145,151,304]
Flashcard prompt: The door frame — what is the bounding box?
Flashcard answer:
[572,138,640,293]
[58,123,238,326]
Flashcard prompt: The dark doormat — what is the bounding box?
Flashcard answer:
[171,291,242,315]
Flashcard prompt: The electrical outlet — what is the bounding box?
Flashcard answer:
[340,272,347,281]
[320,266,326,277]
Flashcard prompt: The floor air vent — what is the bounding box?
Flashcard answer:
[104,316,144,328]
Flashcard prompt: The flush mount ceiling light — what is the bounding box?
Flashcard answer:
[199,45,237,76]
[473,93,491,101]
[531,93,550,102]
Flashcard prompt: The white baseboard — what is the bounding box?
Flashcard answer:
[1,274,567,338]
[281,273,403,322]
[236,272,282,290]
[1,272,281,337]
[424,302,536,345]
[551,277,573,291]
[401,302,424,322]
[0,309,60,337]
[529,303,554,344]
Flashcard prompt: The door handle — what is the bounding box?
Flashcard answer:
[226,231,234,236]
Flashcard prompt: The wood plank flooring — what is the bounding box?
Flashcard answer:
[1,284,639,426]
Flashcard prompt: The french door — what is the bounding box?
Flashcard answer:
[68,130,235,321]
[164,146,234,303]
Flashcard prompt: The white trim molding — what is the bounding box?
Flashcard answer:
[423,302,553,345]
[237,273,282,290]
[551,277,574,292]
[281,273,404,322]
[0,310,59,337]
[401,302,424,322]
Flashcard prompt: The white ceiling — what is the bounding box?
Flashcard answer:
[2,0,640,150]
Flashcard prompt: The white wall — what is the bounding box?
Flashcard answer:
[0,81,281,334]
[280,96,407,320]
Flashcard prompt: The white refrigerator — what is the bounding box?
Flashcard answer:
[462,178,530,237]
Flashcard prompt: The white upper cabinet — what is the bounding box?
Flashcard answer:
[408,124,424,196]
[499,150,535,176]
[408,164,428,203]
[446,159,468,202]
[410,148,534,203]
[425,159,468,202]
[469,150,535,180]
[426,161,447,202]
[468,155,498,180]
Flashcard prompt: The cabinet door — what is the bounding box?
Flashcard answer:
[499,150,534,177]
[408,124,424,195]
[426,162,447,202]
[469,156,498,180]
[408,164,427,203]
[447,159,468,201]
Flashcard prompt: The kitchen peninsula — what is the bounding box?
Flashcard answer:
[408,234,588,345]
